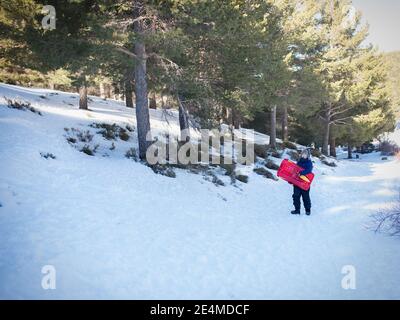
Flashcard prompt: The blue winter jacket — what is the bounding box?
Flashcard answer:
[297,158,313,176]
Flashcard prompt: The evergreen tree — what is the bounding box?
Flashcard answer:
[384,51,400,119]
[298,0,392,155]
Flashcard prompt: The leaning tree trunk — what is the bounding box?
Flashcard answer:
[329,136,336,158]
[270,105,277,149]
[79,78,88,110]
[322,107,331,156]
[133,0,151,160]
[282,105,288,142]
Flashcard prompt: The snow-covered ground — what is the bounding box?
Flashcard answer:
[1,83,400,299]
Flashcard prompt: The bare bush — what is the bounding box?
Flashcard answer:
[4,97,42,115]
[76,130,94,143]
[80,144,99,156]
[40,152,56,159]
[379,140,399,156]
[89,123,131,141]
[125,147,138,161]
[371,193,400,237]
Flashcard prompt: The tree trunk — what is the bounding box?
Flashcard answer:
[347,143,353,159]
[105,84,112,99]
[133,0,151,160]
[329,135,336,158]
[270,105,277,148]
[322,107,331,156]
[149,92,157,109]
[125,79,134,108]
[232,108,240,129]
[177,94,190,141]
[99,82,105,99]
[79,79,88,110]
[282,105,288,142]
[224,107,230,125]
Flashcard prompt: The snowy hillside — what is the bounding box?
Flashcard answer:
[1,83,400,299]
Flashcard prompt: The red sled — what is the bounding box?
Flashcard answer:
[277,159,314,191]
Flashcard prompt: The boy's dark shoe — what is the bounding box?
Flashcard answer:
[306,210,311,216]
[291,210,300,215]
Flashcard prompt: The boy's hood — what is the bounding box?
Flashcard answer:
[300,149,311,159]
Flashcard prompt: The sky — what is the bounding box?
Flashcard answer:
[352,0,400,52]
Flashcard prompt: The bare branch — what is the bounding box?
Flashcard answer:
[370,193,400,237]
[333,115,353,123]
[114,46,139,60]
[331,106,355,117]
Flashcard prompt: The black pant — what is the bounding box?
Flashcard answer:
[293,186,311,212]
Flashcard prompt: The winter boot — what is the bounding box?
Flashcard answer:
[291,210,300,215]
[305,210,311,216]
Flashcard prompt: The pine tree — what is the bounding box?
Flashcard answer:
[1,0,117,109]
[306,0,377,155]
[384,51,400,119]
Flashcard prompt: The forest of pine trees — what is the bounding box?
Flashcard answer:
[0,0,398,159]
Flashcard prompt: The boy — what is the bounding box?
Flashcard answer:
[291,149,313,216]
